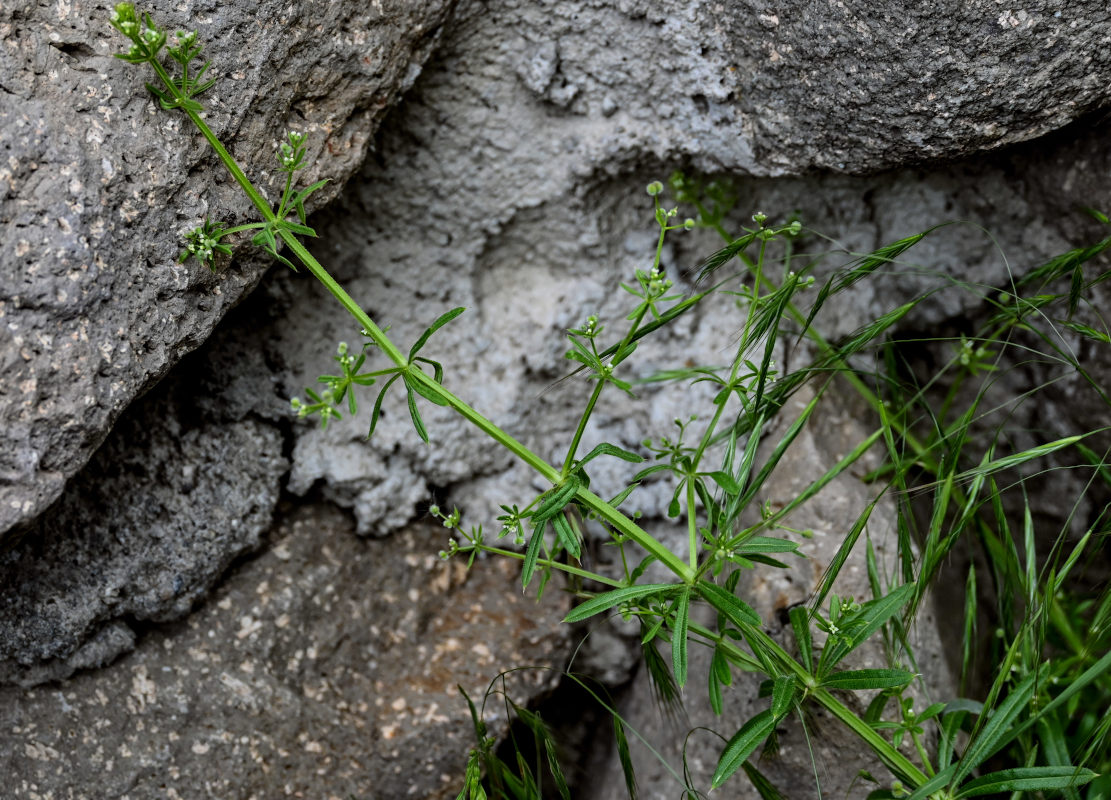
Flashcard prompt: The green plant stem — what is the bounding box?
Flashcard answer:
[686,619,931,788]
[561,224,664,477]
[148,51,696,585]
[686,478,699,571]
[479,545,624,587]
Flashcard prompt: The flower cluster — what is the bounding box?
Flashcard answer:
[179,218,232,269]
[109,3,166,64]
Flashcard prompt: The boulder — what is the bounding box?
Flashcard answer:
[2,0,1109,797]
[0,503,570,799]
[0,0,454,538]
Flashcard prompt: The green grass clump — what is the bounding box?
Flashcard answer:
[109,7,1109,798]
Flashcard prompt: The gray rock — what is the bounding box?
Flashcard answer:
[0,0,454,539]
[270,0,1094,540]
[0,320,288,686]
[3,0,1109,796]
[0,503,570,799]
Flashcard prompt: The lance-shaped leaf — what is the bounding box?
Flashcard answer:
[712,709,776,788]
[564,584,677,623]
[954,767,1098,798]
[672,588,691,687]
[820,668,914,692]
[698,580,762,628]
[409,307,466,360]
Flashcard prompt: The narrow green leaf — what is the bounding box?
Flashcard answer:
[904,765,958,800]
[711,710,777,788]
[696,232,758,282]
[408,307,466,360]
[522,522,545,589]
[408,374,451,406]
[995,649,1111,759]
[734,537,803,555]
[800,233,926,343]
[533,476,581,525]
[771,674,796,719]
[672,588,691,688]
[406,386,429,442]
[706,470,741,494]
[820,669,914,691]
[607,483,639,510]
[543,735,571,800]
[737,390,822,509]
[818,583,915,675]
[953,668,1041,785]
[809,498,877,617]
[551,512,581,559]
[1061,319,1111,344]
[631,464,672,482]
[709,647,730,715]
[954,767,1098,798]
[366,373,401,438]
[564,584,676,623]
[953,435,1085,483]
[788,606,813,673]
[577,442,645,467]
[697,580,762,628]
[1037,718,1080,800]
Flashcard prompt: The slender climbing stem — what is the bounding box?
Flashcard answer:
[479,545,624,587]
[561,222,665,477]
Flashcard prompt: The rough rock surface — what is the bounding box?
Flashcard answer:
[0,314,289,687]
[6,0,1109,693]
[272,0,1104,539]
[0,0,454,537]
[2,0,1110,797]
[0,503,570,800]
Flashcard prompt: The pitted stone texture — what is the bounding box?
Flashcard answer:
[0,0,453,538]
[316,0,1111,182]
[0,503,570,800]
[266,0,1111,551]
[0,313,289,687]
[726,1,1111,172]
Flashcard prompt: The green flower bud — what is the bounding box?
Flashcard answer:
[646,181,664,196]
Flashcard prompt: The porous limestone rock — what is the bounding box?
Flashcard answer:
[0,313,289,687]
[0,503,570,799]
[2,0,1109,797]
[0,0,454,537]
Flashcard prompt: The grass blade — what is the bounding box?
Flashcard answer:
[954,767,1098,798]
[614,717,638,800]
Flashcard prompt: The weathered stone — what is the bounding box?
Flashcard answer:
[0,319,288,686]
[3,0,1109,796]
[0,503,570,799]
[0,0,454,538]
[271,0,1101,539]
